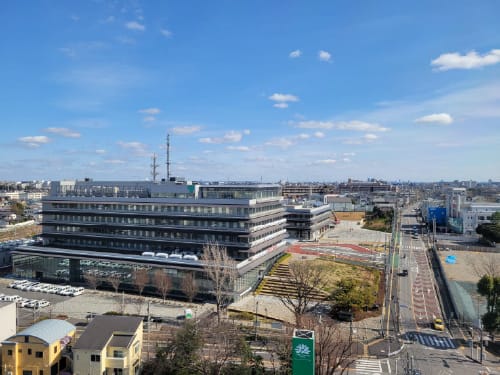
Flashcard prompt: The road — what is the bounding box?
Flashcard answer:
[386,206,492,375]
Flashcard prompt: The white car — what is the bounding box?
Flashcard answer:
[37,300,50,308]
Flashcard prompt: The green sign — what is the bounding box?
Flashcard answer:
[292,329,315,375]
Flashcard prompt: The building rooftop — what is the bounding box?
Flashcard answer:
[8,319,75,345]
[73,315,142,351]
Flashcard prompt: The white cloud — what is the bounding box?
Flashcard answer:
[289,49,302,58]
[104,159,126,164]
[318,50,331,62]
[315,159,336,165]
[95,149,106,154]
[295,120,389,132]
[431,49,500,71]
[126,21,145,31]
[265,138,295,149]
[243,129,251,135]
[314,131,325,138]
[172,126,202,135]
[18,136,50,148]
[343,152,356,156]
[138,107,160,115]
[160,28,173,38]
[117,141,149,156]
[342,158,351,162]
[415,113,453,125]
[199,130,246,144]
[364,133,378,141]
[268,93,299,108]
[143,116,156,122]
[297,133,310,139]
[227,146,250,152]
[44,127,81,138]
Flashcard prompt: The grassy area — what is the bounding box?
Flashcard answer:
[310,257,381,294]
[0,224,41,241]
[362,218,392,232]
[334,211,365,221]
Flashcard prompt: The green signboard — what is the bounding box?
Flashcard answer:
[292,329,315,375]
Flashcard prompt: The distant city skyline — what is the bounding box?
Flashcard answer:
[1,1,499,182]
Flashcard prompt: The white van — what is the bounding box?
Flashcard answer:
[155,253,169,259]
[169,253,182,259]
[141,252,155,257]
[183,255,199,261]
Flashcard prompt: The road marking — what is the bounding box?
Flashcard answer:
[354,359,383,374]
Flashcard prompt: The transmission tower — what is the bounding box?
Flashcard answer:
[150,153,159,182]
[166,133,171,181]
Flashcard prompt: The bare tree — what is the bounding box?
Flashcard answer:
[107,274,121,293]
[303,315,354,375]
[276,260,328,327]
[133,268,150,296]
[181,271,198,303]
[470,253,500,278]
[83,272,99,290]
[154,269,172,302]
[201,242,237,325]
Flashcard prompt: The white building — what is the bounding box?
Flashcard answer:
[446,188,467,219]
[461,203,500,235]
[0,301,16,343]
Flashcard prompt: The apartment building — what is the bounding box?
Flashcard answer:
[1,319,75,375]
[13,179,287,299]
[73,315,143,375]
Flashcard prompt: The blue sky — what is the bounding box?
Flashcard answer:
[1,1,499,183]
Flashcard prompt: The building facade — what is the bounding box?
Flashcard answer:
[1,319,75,375]
[13,179,287,299]
[73,315,143,375]
[284,204,332,241]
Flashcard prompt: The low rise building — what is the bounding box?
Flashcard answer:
[0,301,16,343]
[1,319,75,375]
[73,315,143,375]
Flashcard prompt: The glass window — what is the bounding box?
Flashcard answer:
[35,351,43,358]
[91,354,101,362]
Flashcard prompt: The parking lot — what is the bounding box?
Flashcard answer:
[0,277,214,329]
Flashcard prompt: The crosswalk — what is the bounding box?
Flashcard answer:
[354,359,387,374]
[407,332,456,349]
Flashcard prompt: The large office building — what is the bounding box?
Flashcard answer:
[13,179,287,300]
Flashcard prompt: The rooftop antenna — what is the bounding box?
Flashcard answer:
[150,153,159,182]
[166,133,171,181]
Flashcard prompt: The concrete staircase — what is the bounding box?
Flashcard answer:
[256,262,329,300]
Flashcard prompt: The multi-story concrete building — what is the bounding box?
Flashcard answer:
[461,203,500,235]
[1,319,75,375]
[13,179,287,299]
[284,203,332,241]
[73,315,143,375]
[446,187,467,219]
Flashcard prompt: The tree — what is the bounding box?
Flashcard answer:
[133,268,150,296]
[477,274,500,333]
[476,211,500,245]
[303,315,354,375]
[276,260,328,327]
[142,320,203,375]
[107,274,121,293]
[154,269,171,302]
[181,271,199,303]
[330,277,376,314]
[201,242,237,325]
[83,272,99,290]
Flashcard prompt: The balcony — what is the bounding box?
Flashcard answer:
[105,355,128,368]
